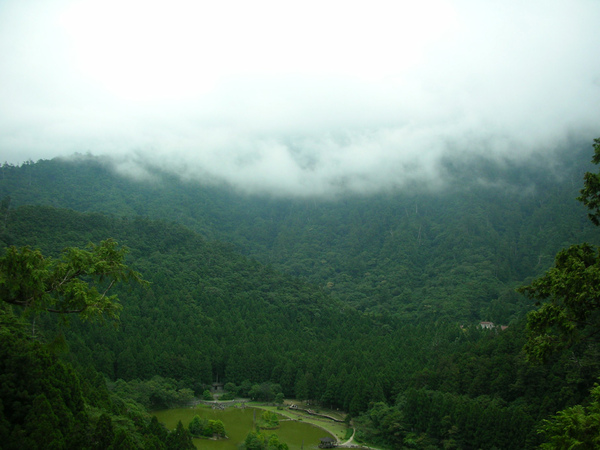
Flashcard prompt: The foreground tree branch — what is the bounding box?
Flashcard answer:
[0,239,146,322]
[519,138,600,363]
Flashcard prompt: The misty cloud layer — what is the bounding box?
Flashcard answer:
[1,0,599,196]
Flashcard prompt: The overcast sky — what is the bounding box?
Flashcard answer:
[1,0,599,196]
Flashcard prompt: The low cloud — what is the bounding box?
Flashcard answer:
[1,0,599,196]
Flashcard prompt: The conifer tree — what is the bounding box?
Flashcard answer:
[24,394,65,449]
[91,413,114,450]
[166,420,194,450]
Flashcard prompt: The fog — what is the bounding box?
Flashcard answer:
[1,0,599,196]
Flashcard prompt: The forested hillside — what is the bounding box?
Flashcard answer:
[2,203,598,449]
[1,145,597,324]
[2,143,600,448]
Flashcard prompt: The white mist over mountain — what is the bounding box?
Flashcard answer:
[1,0,599,196]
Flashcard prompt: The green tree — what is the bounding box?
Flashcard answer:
[142,434,166,450]
[519,243,600,362]
[146,415,168,443]
[0,239,144,322]
[244,430,288,450]
[166,420,194,450]
[294,371,308,401]
[275,392,284,406]
[202,389,214,401]
[112,428,138,450]
[519,138,600,362]
[224,382,238,395]
[244,430,266,450]
[189,415,226,439]
[538,384,600,449]
[23,394,65,449]
[518,138,600,447]
[209,419,226,438]
[577,138,600,225]
[321,375,338,409]
[267,433,289,450]
[92,413,115,450]
[259,410,280,429]
[249,382,282,402]
[188,415,204,437]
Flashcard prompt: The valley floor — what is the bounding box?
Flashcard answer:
[248,401,379,449]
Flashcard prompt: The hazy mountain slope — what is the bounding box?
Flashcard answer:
[1,204,349,382]
[1,145,597,323]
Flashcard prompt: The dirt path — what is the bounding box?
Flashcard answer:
[339,425,356,446]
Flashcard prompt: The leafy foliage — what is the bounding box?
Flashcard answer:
[578,138,600,225]
[520,244,600,362]
[520,139,600,363]
[538,385,600,450]
[516,138,600,447]
[0,306,158,448]
[165,420,194,450]
[0,245,200,449]
[258,410,280,429]
[356,391,534,450]
[108,376,194,410]
[0,239,144,321]
[244,430,288,450]
[188,415,226,438]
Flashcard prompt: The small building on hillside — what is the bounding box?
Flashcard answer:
[211,382,224,393]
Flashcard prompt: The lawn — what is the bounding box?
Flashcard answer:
[247,400,350,442]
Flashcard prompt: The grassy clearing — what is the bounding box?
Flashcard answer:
[246,401,350,441]
[343,427,354,440]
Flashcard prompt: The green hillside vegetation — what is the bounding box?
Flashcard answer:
[1,146,596,324]
[0,203,597,448]
[1,141,600,448]
[0,299,198,449]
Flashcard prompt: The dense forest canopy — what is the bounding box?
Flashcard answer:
[1,141,600,448]
[1,144,597,323]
